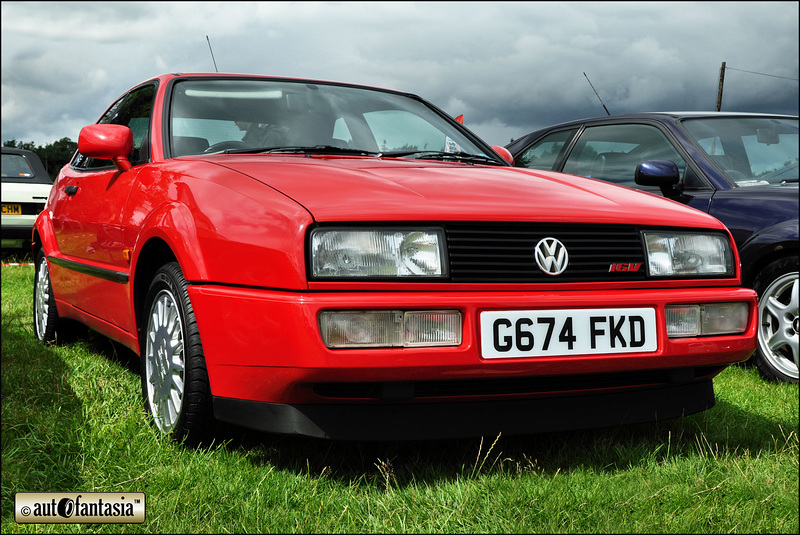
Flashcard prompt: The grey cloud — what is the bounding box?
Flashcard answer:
[1,1,797,147]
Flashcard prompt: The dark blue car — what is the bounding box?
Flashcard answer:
[507,112,798,383]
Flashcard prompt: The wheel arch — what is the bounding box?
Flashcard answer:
[30,211,57,260]
[738,219,799,288]
[130,200,212,341]
[132,238,176,347]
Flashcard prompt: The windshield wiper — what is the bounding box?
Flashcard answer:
[221,145,382,156]
[215,145,498,164]
[382,150,499,165]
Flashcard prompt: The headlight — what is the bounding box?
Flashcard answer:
[310,228,447,279]
[643,231,734,277]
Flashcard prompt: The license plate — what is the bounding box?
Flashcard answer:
[1,204,22,215]
[480,308,657,358]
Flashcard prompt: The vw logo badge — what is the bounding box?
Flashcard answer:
[535,237,569,276]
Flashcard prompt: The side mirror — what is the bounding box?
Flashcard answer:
[78,124,134,172]
[635,160,680,198]
[492,145,515,166]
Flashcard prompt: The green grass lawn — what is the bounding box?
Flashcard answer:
[2,264,798,533]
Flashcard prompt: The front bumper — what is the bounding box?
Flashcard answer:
[189,285,756,410]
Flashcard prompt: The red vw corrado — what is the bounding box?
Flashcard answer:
[32,73,757,444]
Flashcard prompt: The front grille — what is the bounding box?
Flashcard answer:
[445,222,646,283]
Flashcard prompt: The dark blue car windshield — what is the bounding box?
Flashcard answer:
[682,117,798,186]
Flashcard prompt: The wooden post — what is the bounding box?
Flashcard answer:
[716,62,726,112]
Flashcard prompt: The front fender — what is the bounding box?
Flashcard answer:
[738,218,799,286]
[133,202,209,282]
[126,163,314,290]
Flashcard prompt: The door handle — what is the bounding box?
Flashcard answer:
[65,186,78,196]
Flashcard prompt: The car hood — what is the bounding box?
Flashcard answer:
[208,155,725,228]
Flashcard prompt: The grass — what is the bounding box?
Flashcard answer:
[2,262,798,533]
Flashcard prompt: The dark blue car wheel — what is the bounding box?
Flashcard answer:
[752,257,799,383]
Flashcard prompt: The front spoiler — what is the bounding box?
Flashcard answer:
[212,378,715,441]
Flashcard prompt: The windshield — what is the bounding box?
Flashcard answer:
[681,116,798,186]
[168,78,498,163]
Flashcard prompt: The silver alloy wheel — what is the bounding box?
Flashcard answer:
[144,288,186,434]
[757,271,799,380]
[34,256,51,341]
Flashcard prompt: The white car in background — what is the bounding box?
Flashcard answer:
[2,147,53,249]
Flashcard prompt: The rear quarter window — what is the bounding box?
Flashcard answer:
[2,153,34,178]
[1,152,52,184]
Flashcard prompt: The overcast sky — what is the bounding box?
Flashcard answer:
[2,1,798,147]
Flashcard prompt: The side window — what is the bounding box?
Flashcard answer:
[72,84,156,170]
[515,129,577,170]
[562,124,687,191]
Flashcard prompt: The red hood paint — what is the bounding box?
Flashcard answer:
[203,154,725,229]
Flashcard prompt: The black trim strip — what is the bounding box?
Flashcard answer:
[312,366,724,400]
[213,379,716,440]
[48,255,129,284]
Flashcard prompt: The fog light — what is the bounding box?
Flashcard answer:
[319,310,462,348]
[405,310,462,346]
[665,305,701,337]
[666,303,749,338]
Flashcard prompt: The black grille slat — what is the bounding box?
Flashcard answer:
[445,223,646,283]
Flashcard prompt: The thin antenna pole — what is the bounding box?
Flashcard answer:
[583,72,611,116]
[716,61,726,112]
[206,35,219,73]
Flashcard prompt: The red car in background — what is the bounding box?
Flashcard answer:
[33,73,757,445]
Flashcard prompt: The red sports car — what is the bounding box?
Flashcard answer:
[32,73,757,444]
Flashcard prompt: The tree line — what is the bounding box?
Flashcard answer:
[3,138,78,180]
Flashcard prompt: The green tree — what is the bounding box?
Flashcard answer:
[3,139,36,151]
[39,137,78,178]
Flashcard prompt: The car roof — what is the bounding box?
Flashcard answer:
[523,111,798,132]
[2,146,40,156]
[508,111,799,149]
[143,72,416,99]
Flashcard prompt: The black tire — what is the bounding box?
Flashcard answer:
[751,256,799,383]
[140,262,215,446]
[32,249,62,344]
